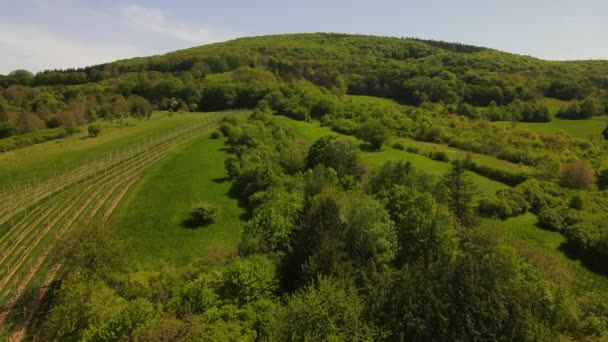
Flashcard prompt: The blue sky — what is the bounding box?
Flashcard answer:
[0,0,606,74]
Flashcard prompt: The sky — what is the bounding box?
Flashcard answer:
[0,0,607,74]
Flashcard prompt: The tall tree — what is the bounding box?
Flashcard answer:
[443,160,478,228]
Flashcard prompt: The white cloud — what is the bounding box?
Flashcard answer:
[0,2,237,74]
[120,4,233,44]
[0,24,143,73]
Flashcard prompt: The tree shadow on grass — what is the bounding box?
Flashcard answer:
[1,277,61,340]
[181,216,211,229]
[212,176,231,184]
[557,241,608,276]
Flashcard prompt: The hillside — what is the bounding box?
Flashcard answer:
[1,33,608,340]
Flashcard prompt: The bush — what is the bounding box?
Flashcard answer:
[406,146,419,154]
[473,165,528,187]
[515,179,564,214]
[477,189,530,219]
[210,131,222,139]
[560,160,596,190]
[392,141,405,150]
[224,157,241,179]
[190,202,219,226]
[430,150,449,162]
[64,122,78,136]
[357,121,390,150]
[88,123,102,137]
[537,208,566,231]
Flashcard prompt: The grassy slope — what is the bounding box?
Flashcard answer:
[509,115,608,139]
[275,115,506,194]
[393,138,532,175]
[110,132,244,270]
[0,112,212,188]
[493,97,608,139]
[484,214,608,295]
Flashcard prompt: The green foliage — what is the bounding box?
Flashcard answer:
[277,277,377,341]
[369,234,563,341]
[379,185,455,265]
[443,160,479,228]
[357,120,390,150]
[222,256,278,304]
[190,201,219,226]
[478,188,530,219]
[306,135,362,179]
[87,123,102,137]
[560,159,596,190]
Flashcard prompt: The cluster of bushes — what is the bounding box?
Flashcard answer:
[477,188,529,219]
[557,97,606,119]
[0,126,77,152]
[489,177,608,273]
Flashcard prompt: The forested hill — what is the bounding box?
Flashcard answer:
[12,33,608,97]
[1,33,608,145]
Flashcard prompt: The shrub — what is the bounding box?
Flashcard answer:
[406,146,419,154]
[392,141,405,150]
[190,202,219,226]
[515,179,564,214]
[88,123,102,137]
[357,121,390,150]
[430,150,449,162]
[597,169,608,190]
[569,194,585,210]
[537,208,566,231]
[477,189,529,219]
[210,131,222,139]
[224,157,241,179]
[64,122,78,136]
[560,160,596,190]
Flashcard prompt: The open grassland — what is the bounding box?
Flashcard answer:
[0,113,229,332]
[0,112,214,189]
[110,132,244,270]
[543,97,570,115]
[274,115,507,194]
[491,98,608,139]
[496,115,608,139]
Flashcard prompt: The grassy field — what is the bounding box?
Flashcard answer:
[492,97,608,139]
[274,115,507,194]
[393,138,532,175]
[500,115,608,139]
[0,112,217,188]
[484,214,608,294]
[110,132,244,270]
[543,97,569,115]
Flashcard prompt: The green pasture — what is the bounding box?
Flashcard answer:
[110,132,244,269]
[0,112,218,188]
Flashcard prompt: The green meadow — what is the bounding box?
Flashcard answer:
[0,112,216,188]
[110,132,244,269]
[274,115,507,194]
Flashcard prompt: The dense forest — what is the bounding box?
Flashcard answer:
[2,33,608,340]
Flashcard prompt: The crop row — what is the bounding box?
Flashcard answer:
[0,115,219,324]
[0,116,216,225]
